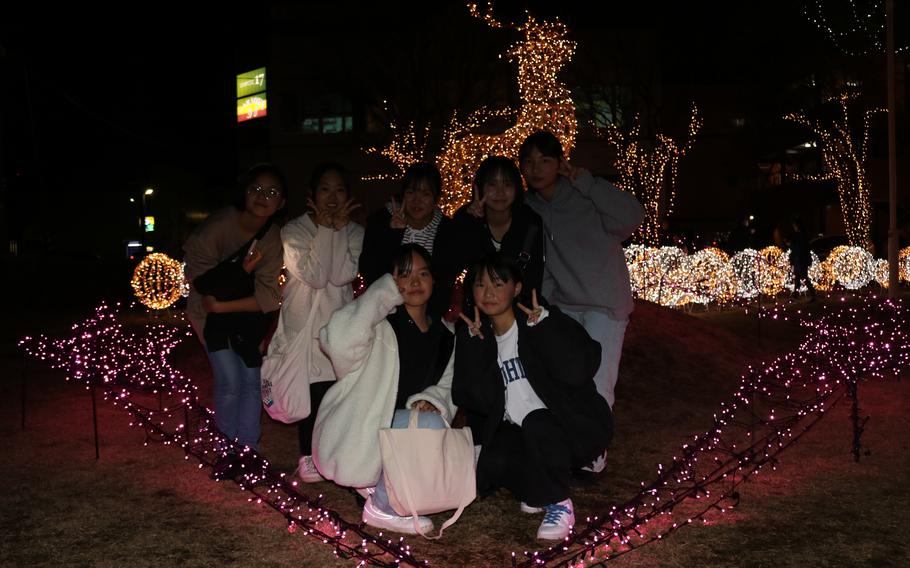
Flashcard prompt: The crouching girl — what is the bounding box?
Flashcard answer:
[312,244,456,534]
[453,253,612,540]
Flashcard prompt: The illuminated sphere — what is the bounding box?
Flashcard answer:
[809,260,835,292]
[757,246,789,296]
[873,259,890,288]
[688,247,736,304]
[625,245,690,307]
[648,246,691,307]
[731,249,762,299]
[131,253,186,310]
[828,245,874,290]
[624,244,653,297]
[901,246,910,282]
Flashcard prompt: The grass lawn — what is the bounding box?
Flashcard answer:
[3,293,908,567]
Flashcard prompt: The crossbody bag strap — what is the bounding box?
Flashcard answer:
[226,219,274,264]
[516,221,539,271]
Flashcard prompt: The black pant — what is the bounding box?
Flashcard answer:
[477,409,572,508]
[297,381,335,456]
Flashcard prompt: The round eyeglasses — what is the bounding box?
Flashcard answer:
[247,185,283,200]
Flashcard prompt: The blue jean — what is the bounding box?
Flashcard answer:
[560,309,628,409]
[207,348,262,450]
[372,409,447,515]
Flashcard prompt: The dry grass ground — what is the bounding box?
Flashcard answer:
[2,294,908,567]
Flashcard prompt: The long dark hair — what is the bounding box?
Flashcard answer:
[473,156,524,213]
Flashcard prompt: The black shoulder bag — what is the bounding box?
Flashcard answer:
[194,220,275,367]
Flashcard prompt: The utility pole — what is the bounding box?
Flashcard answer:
[886,0,899,297]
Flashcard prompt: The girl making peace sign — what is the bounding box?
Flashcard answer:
[452,253,613,541]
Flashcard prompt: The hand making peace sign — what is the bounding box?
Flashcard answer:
[466,192,487,218]
[458,306,485,340]
[389,197,408,229]
[307,197,335,228]
[516,289,544,325]
[332,197,362,230]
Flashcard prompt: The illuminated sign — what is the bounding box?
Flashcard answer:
[144,216,155,232]
[237,94,268,123]
[237,67,266,98]
[236,67,267,122]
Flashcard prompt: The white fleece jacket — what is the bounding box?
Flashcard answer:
[312,274,456,488]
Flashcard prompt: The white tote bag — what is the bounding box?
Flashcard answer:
[260,300,320,423]
[378,409,476,539]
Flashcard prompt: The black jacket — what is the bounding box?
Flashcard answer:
[193,241,276,367]
[450,204,545,305]
[359,207,456,319]
[452,306,613,492]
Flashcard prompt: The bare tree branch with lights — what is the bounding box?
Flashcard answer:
[785,91,885,251]
[365,2,579,216]
[597,104,702,246]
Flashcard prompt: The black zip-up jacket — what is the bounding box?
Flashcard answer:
[358,207,456,319]
[450,204,545,307]
[452,306,613,493]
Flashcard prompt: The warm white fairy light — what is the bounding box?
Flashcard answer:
[600,104,701,246]
[785,92,885,250]
[809,259,836,292]
[757,246,789,296]
[627,244,899,308]
[361,121,431,181]
[365,2,578,216]
[687,247,736,305]
[131,253,186,310]
[730,249,763,300]
[900,246,910,282]
[630,246,692,307]
[828,245,875,289]
[625,244,652,297]
[800,0,909,56]
[874,258,890,288]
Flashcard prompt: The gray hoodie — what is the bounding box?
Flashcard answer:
[525,170,644,320]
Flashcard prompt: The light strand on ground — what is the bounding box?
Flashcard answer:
[511,294,910,566]
[18,303,428,568]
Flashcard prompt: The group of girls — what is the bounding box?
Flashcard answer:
[183,131,644,541]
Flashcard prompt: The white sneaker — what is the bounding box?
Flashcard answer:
[580,450,607,474]
[362,495,434,534]
[536,498,574,540]
[296,455,324,483]
[355,486,375,500]
[520,502,544,514]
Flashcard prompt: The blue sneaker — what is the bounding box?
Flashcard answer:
[536,498,574,540]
